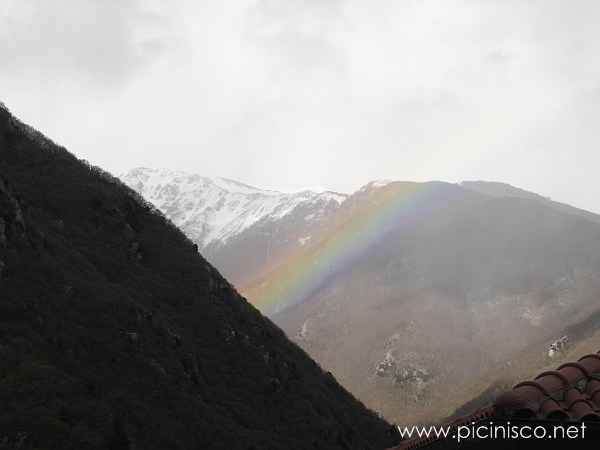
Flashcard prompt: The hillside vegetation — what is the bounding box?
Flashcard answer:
[0,104,399,450]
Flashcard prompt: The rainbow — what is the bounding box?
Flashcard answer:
[243,181,444,316]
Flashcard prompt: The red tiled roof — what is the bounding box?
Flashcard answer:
[494,352,600,421]
[389,351,600,450]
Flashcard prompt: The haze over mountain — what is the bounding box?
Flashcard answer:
[0,104,399,450]
[123,167,600,425]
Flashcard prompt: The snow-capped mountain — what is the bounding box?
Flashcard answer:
[121,168,347,283]
[121,168,347,248]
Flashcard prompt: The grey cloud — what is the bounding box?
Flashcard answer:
[245,0,348,75]
[255,30,347,75]
[484,49,510,65]
[254,0,346,21]
[0,0,174,88]
[2,0,600,213]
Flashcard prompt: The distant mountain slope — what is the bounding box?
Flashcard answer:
[244,180,600,424]
[0,104,398,450]
[460,180,551,202]
[461,180,600,224]
[121,168,346,283]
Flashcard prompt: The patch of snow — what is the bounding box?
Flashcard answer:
[212,177,280,196]
[321,191,347,204]
[298,236,311,246]
[358,180,393,192]
[298,320,310,339]
[522,307,543,327]
[371,180,393,188]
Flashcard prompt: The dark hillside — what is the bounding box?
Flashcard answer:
[0,104,399,450]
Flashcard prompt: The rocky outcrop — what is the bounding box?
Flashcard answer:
[375,351,433,392]
[0,176,26,246]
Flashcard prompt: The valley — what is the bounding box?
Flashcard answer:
[122,169,600,425]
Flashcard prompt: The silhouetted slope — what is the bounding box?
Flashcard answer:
[0,104,399,450]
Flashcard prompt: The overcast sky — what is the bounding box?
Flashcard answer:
[1,0,599,211]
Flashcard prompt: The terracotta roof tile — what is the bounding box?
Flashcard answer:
[495,351,600,421]
[389,350,600,449]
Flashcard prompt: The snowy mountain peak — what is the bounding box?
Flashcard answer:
[122,167,276,196]
[357,180,394,192]
[120,168,348,248]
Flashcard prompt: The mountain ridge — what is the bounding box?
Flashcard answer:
[122,170,600,271]
[0,103,399,450]
[461,180,600,224]
[121,167,347,248]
